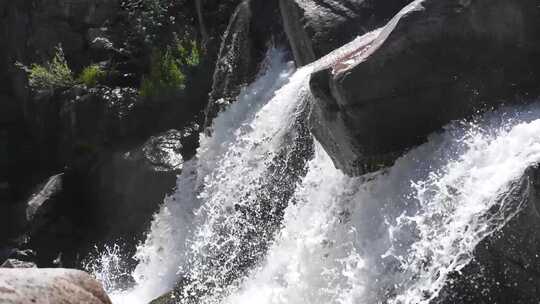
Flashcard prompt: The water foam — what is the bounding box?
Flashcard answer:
[85,13,540,303]
[224,103,540,304]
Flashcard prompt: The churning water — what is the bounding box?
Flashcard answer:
[86,7,540,303]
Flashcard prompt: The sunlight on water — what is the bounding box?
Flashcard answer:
[83,4,540,301]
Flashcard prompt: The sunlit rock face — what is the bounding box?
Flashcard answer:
[280,0,411,66]
[0,268,112,304]
[307,0,540,176]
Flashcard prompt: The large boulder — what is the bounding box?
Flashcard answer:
[26,128,189,267]
[280,0,411,66]
[434,166,540,303]
[83,129,186,242]
[0,268,111,304]
[309,0,540,175]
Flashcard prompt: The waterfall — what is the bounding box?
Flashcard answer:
[86,19,540,304]
[224,104,540,304]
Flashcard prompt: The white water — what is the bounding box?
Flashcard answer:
[224,104,540,304]
[86,2,540,302]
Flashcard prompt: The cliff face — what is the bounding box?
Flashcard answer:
[0,0,229,265]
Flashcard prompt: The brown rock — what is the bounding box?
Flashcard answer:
[0,268,111,304]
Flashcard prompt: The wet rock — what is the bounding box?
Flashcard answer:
[0,268,112,304]
[203,0,286,129]
[309,0,540,176]
[0,259,37,269]
[150,291,176,304]
[435,165,540,303]
[142,130,184,172]
[280,0,411,66]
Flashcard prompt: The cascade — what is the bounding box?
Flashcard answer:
[86,11,540,304]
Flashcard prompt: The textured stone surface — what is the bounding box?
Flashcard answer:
[0,259,37,269]
[0,268,111,304]
[309,0,540,175]
[203,0,285,129]
[280,0,411,66]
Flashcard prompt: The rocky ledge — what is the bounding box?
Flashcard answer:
[291,0,540,175]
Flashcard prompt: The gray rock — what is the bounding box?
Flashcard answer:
[26,173,63,222]
[204,0,284,129]
[434,165,540,304]
[309,0,540,176]
[280,0,411,66]
[79,129,186,247]
[0,259,37,269]
[142,130,184,172]
[0,268,111,304]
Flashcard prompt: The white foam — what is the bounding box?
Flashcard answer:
[224,103,540,304]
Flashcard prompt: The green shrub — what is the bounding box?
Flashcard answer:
[17,45,75,90]
[172,37,200,67]
[140,49,186,98]
[79,64,106,87]
[139,38,201,98]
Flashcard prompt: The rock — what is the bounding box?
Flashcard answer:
[280,0,411,66]
[26,129,185,266]
[0,95,18,125]
[203,0,286,129]
[142,130,184,172]
[309,0,540,176]
[0,268,112,304]
[0,249,36,267]
[26,173,63,222]
[0,259,37,269]
[150,291,176,304]
[434,165,540,304]
[87,27,116,60]
[83,129,185,240]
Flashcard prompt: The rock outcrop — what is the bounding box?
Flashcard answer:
[307,0,540,175]
[435,165,540,304]
[280,0,411,66]
[24,127,195,267]
[204,0,286,129]
[0,259,37,269]
[0,0,249,265]
[0,268,111,304]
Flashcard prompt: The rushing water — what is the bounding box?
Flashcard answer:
[86,2,540,302]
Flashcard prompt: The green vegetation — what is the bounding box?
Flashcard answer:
[78,64,106,87]
[172,37,200,67]
[139,38,201,98]
[17,45,75,90]
[17,45,109,90]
